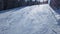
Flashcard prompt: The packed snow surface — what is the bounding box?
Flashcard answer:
[0,4,60,34]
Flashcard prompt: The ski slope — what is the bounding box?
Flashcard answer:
[0,4,60,34]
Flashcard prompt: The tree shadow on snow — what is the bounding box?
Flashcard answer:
[0,6,28,13]
[54,9,60,26]
[50,6,60,26]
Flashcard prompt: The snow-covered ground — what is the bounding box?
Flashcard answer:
[0,4,60,34]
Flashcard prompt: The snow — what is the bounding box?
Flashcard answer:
[0,4,60,34]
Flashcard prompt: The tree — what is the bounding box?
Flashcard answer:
[3,0,8,10]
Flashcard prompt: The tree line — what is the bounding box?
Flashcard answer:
[0,0,48,10]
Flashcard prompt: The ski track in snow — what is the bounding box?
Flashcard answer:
[0,4,60,34]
